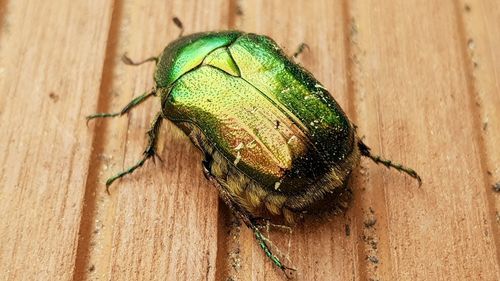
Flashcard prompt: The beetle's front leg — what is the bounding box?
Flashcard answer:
[86,89,156,122]
[105,112,163,192]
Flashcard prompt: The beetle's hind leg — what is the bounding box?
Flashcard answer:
[201,159,296,278]
[222,193,297,278]
[358,141,422,186]
[105,112,163,193]
[86,89,156,122]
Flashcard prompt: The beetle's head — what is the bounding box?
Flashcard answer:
[154,31,243,89]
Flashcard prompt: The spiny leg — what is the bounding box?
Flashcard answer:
[86,89,156,121]
[261,220,294,267]
[292,42,310,59]
[358,141,422,186]
[105,112,163,193]
[200,162,296,278]
[226,196,296,278]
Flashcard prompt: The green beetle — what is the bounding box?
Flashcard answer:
[88,24,421,276]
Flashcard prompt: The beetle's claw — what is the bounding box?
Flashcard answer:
[413,172,423,187]
[154,152,163,163]
[283,266,297,279]
[251,216,272,228]
[105,177,116,195]
[149,152,163,165]
[85,116,92,127]
[121,52,134,65]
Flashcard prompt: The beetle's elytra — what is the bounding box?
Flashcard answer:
[88,24,421,276]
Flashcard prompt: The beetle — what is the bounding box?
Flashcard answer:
[88,19,421,276]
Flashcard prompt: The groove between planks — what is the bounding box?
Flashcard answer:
[0,1,498,281]
[451,0,500,263]
[72,0,123,279]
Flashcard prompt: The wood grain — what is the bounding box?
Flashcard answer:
[0,0,498,280]
[459,0,500,262]
[349,1,499,280]
[74,1,230,281]
[0,0,114,280]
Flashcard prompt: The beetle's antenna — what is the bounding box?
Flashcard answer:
[358,141,422,186]
[172,17,184,38]
[292,43,310,59]
[121,53,158,66]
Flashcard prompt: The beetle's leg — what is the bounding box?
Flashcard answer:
[358,141,422,186]
[224,196,296,278]
[121,53,158,66]
[105,112,163,193]
[292,43,310,59]
[201,162,296,278]
[86,89,156,122]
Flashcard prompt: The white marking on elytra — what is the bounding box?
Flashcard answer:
[233,142,244,165]
[234,142,244,151]
[246,140,256,149]
[234,152,241,165]
[314,83,327,90]
[274,181,281,190]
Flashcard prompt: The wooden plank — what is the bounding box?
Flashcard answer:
[75,1,231,280]
[1,1,498,281]
[0,0,114,280]
[349,0,499,280]
[224,1,360,280]
[459,0,500,260]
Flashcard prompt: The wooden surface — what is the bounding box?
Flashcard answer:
[0,0,498,280]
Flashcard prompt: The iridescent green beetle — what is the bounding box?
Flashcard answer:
[88,22,421,276]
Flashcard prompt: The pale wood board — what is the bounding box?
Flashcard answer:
[75,1,230,281]
[348,1,498,280]
[460,0,500,263]
[0,0,498,281]
[0,0,114,280]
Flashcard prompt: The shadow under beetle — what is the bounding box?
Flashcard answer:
[88,19,421,277]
